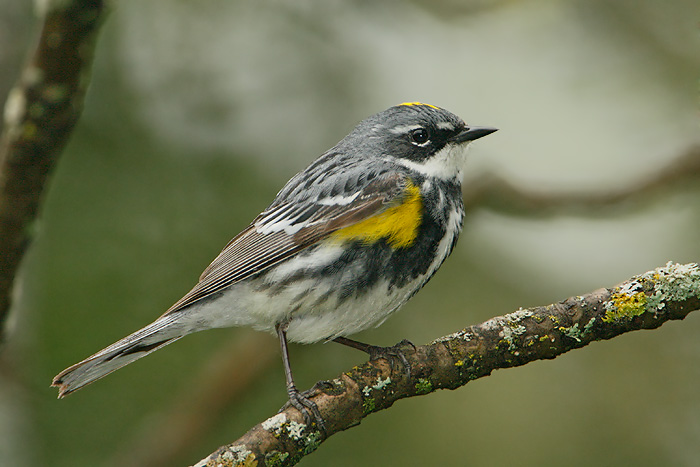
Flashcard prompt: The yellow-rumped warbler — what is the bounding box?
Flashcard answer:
[52,102,496,428]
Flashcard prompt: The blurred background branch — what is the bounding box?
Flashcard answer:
[108,333,278,467]
[0,0,106,336]
[464,144,700,217]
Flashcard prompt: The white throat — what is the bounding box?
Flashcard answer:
[392,143,471,181]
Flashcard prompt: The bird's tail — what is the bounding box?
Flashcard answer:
[52,314,187,398]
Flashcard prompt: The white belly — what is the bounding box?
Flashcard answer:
[180,207,462,344]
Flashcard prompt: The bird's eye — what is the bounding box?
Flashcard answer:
[409,128,430,145]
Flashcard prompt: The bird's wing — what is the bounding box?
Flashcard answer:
[163,172,408,314]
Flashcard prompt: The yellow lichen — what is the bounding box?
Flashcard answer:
[603,291,647,323]
[241,453,258,467]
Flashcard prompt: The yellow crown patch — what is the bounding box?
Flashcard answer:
[399,102,440,110]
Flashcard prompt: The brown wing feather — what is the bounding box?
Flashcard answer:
[163,173,406,315]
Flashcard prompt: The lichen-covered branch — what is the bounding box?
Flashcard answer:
[0,0,107,333]
[194,261,700,467]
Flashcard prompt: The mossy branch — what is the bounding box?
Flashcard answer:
[0,0,107,335]
[194,261,700,467]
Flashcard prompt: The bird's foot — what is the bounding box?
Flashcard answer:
[279,383,327,436]
[365,339,416,377]
[334,337,416,378]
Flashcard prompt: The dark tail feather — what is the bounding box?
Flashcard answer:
[52,315,185,398]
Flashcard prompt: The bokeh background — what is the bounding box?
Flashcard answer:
[2,0,699,466]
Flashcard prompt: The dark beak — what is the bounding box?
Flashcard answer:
[451,126,498,144]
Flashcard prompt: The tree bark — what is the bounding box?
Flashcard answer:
[0,0,107,336]
[194,261,700,467]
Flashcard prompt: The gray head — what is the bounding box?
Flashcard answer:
[335,102,496,181]
[274,103,496,203]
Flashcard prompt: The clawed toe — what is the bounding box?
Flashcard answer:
[279,386,326,435]
[367,339,416,377]
[334,336,417,378]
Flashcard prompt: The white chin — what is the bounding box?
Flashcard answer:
[395,143,471,181]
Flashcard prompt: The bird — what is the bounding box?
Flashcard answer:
[52,102,496,430]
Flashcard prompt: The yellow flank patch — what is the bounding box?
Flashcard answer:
[399,102,440,109]
[331,182,423,248]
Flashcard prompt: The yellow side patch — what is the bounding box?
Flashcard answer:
[331,182,423,248]
[399,102,440,109]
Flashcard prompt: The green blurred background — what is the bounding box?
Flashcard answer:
[2,0,699,466]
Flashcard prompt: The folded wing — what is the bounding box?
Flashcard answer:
[163,173,408,315]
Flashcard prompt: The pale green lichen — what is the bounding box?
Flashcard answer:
[481,314,529,351]
[362,376,391,397]
[372,376,391,390]
[500,321,526,351]
[509,307,534,321]
[433,328,473,343]
[583,317,596,334]
[200,445,257,467]
[261,413,286,436]
[415,378,432,395]
[559,323,582,342]
[261,411,321,456]
[602,262,700,323]
[286,420,306,440]
[302,430,323,455]
[642,261,700,310]
[363,397,376,414]
[265,451,289,467]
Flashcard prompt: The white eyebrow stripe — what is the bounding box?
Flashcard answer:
[389,124,422,135]
[436,121,455,131]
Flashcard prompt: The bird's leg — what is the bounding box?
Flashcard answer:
[276,322,326,434]
[333,336,416,378]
